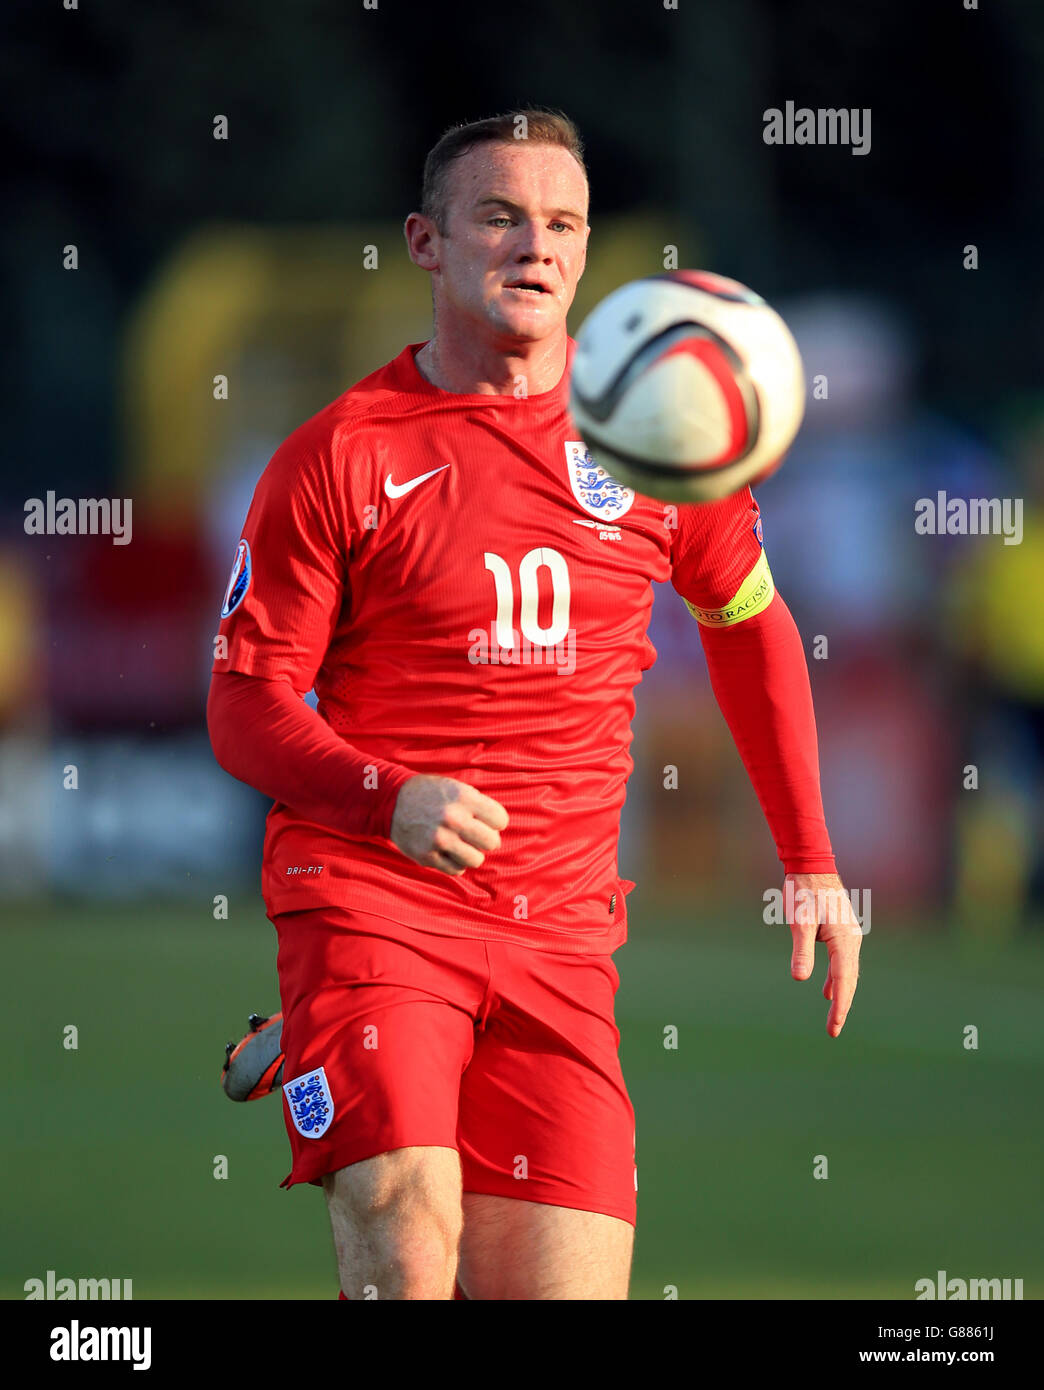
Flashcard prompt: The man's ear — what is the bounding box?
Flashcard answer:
[404,212,439,272]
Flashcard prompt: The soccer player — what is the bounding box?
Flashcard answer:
[207,108,861,1301]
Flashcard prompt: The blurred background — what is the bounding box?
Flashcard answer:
[2,0,1042,1300]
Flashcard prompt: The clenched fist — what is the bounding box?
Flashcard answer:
[390,775,509,876]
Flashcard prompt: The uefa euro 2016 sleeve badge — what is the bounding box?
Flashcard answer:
[283,1067,334,1138]
[221,538,252,618]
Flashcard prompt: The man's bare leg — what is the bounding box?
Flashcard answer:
[457,1193,633,1300]
[323,1146,462,1300]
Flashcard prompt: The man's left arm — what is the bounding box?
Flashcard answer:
[699,598,861,1037]
[670,490,861,1036]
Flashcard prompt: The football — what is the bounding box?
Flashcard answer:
[569,270,805,503]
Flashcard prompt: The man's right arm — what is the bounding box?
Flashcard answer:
[206,669,412,841]
[207,671,508,870]
[207,431,507,871]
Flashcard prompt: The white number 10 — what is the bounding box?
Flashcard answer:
[483,547,571,648]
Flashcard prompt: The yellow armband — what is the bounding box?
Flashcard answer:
[683,548,775,627]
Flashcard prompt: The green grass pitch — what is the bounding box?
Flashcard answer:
[3,901,1042,1300]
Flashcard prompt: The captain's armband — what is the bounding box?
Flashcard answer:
[683,550,775,628]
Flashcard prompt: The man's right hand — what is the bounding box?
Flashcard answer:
[390,775,509,875]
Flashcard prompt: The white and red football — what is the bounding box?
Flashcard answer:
[569,270,805,503]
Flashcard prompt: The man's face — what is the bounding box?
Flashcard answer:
[426,141,590,343]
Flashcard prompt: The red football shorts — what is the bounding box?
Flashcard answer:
[273,904,637,1227]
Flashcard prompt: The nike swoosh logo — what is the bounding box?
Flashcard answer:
[572,518,620,530]
[384,465,450,499]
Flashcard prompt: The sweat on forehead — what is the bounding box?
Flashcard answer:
[447,143,589,216]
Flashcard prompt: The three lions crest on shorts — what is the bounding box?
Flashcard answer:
[283,1066,334,1138]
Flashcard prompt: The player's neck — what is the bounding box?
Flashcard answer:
[414,330,567,397]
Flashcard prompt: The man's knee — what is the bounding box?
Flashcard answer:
[324,1147,462,1298]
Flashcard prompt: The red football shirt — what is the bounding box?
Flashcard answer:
[212,338,771,953]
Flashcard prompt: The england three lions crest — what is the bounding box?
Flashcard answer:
[283,1066,334,1138]
[564,441,635,522]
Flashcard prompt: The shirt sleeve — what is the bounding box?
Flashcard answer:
[699,599,837,874]
[207,422,416,843]
[670,488,836,876]
[211,423,350,692]
[207,671,413,841]
[668,486,775,627]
